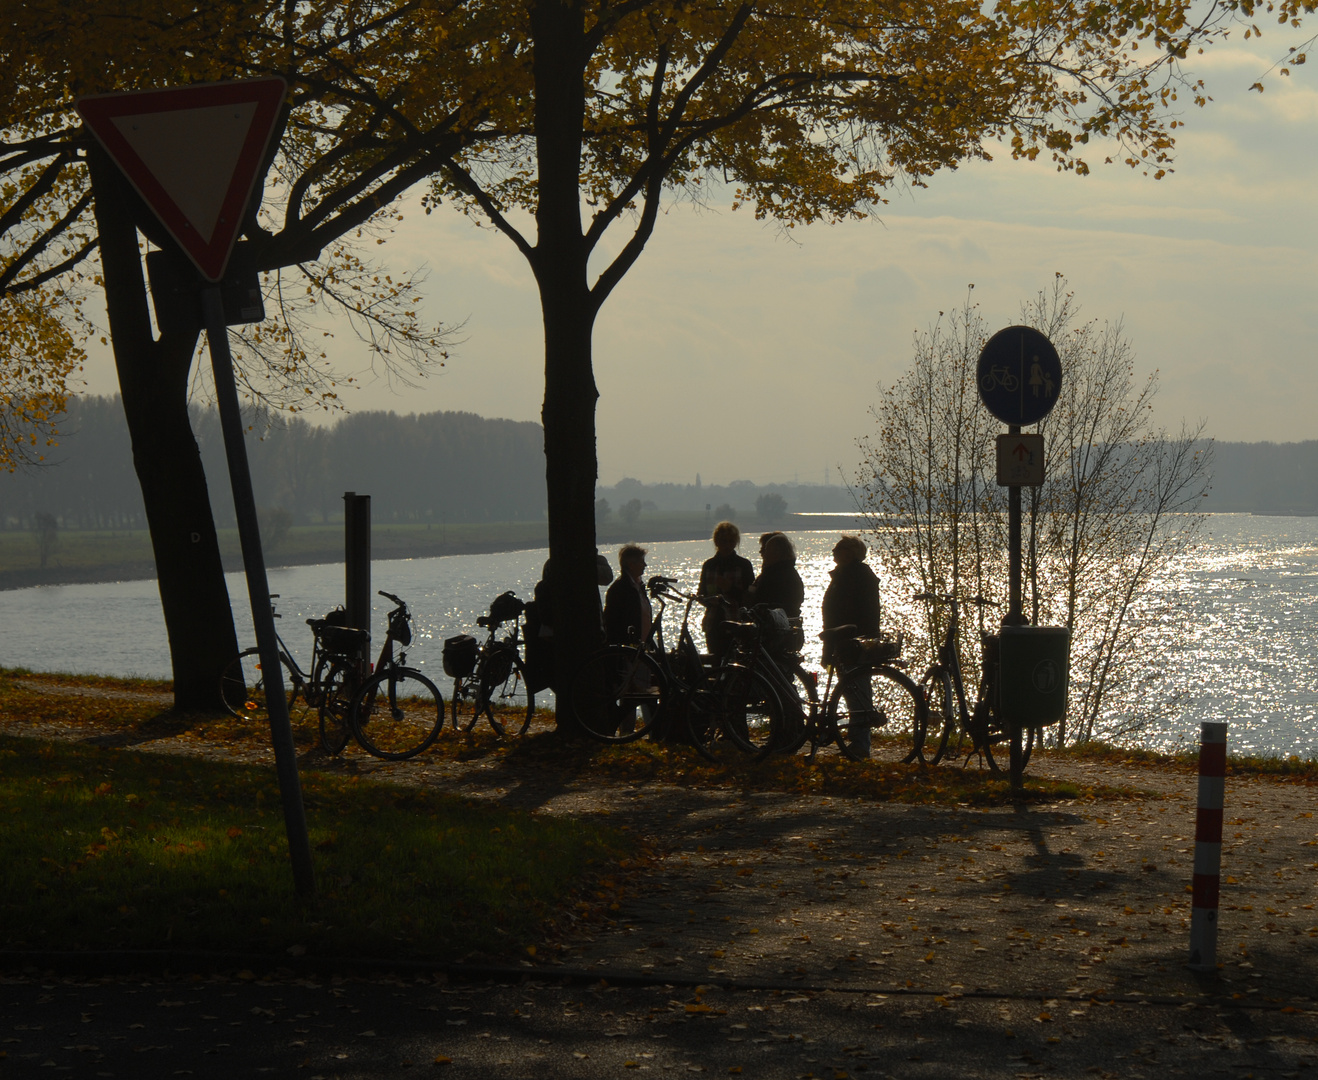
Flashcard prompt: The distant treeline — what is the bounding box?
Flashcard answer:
[595,476,855,518]
[1199,441,1318,513]
[0,395,546,530]
[2,396,1313,529]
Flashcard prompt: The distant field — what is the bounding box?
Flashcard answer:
[0,511,865,589]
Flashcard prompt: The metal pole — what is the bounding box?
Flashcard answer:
[1189,721,1228,971]
[344,492,371,672]
[1006,424,1025,790]
[203,285,315,897]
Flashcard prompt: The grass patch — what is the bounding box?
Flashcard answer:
[0,736,636,961]
[1039,739,1318,781]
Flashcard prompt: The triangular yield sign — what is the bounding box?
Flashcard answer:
[77,78,286,282]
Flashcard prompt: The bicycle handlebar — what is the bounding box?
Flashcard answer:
[378,589,406,607]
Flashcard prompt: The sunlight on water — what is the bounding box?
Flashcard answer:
[1,515,1314,758]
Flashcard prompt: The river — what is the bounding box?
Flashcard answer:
[1,516,1314,758]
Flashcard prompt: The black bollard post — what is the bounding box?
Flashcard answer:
[344,492,371,660]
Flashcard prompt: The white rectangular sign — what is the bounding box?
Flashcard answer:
[996,433,1045,486]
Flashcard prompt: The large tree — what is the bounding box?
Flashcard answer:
[2,0,1301,714]
[1,3,461,707]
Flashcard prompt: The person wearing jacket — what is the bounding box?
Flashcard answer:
[603,544,652,645]
[750,531,805,618]
[821,534,882,756]
[698,521,755,652]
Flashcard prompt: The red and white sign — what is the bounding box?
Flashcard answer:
[77,78,286,282]
[996,433,1045,487]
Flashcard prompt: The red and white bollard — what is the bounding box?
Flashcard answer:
[1188,721,1227,971]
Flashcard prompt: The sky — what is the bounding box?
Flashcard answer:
[80,32,1318,487]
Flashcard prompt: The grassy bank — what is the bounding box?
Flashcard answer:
[0,511,866,588]
[0,735,635,961]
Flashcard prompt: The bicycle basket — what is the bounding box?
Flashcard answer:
[751,605,799,655]
[318,623,369,658]
[836,633,900,668]
[487,590,525,625]
[443,634,479,678]
[388,608,413,647]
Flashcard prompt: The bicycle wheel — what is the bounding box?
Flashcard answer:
[917,665,955,765]
[317,660,356,755]
[478,649,535,737]
[349,667,444,760]
[715,665,785,762]
[829,665,926,763]
[571,646,664,744]
[220,648,300,720]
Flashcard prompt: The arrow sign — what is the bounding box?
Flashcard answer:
[77,78,286,281]
[997,433,1044,486]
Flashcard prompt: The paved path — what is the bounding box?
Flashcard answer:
[2,680,1316,1076]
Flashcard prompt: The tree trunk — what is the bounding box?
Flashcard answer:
[88,146,240,710]
[530,0,603,732]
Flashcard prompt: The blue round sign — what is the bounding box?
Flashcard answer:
[977,325,1062,426]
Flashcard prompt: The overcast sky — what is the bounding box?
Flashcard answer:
[83,35,1318,486]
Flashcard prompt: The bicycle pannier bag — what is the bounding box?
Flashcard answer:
[443,634,479,678]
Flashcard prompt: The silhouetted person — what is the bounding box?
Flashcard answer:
[750,531,804,617]
[603,544,651,645]
[822,534,882,756]
[698,520,754,652]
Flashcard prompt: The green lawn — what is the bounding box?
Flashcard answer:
[0,736,634,961]
[0,513,747,582]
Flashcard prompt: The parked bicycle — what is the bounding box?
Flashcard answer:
[446,591,535,737]
[219,594,353,730]
[810,624,927,763]
[688,603,815,764]
[914,592,1034,772]
[333,590,445,760]
[571,576,734,746]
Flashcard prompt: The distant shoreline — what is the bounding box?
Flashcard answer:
[0,513,869,592]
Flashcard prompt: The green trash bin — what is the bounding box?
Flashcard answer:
[998,626,1070,728]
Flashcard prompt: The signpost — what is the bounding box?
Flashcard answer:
[77,78,315,897]
[977,325,1064,790]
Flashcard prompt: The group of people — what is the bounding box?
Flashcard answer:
[602,520,882,659]
[591,521,886,754]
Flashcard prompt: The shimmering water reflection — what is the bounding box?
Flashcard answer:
[0,516,1313,757]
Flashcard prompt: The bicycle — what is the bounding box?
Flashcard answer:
[979,365,1019,393]
[448,591,535,737]
[328,590,445,760]
[913,592,1034,773]
[219,594,358,739]
[571,576,741,747]
[688,603,815,764]
[813,625,927,763]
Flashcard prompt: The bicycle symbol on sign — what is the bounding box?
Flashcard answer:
[979,365,1019,393]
